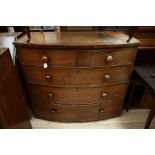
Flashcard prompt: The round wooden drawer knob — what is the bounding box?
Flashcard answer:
[102,93,107,97]
[99,108,104,113]
[104,74,110,80]
[48,93,54,98]
[45,75,52,81]
[106,55,113,62]
[42,56,48,62]
[51,109,56,113]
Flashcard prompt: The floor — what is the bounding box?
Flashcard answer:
[31,109,155,129]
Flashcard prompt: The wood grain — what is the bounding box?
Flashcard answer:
[31,100,123,122]
[27,83,126,104]
[18,47,136,67]
[0,48,31,128]
[21,66,131,85]
[14,32,139,122]
[14,31,139,49]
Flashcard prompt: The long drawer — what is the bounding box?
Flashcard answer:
[31,100,123,122]
[18,47,136,67]
[27,83,126,103]
[22,66,131,85]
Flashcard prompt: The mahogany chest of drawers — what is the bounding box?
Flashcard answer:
[14,32,139,122]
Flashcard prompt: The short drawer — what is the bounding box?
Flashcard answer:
[31,100,123,122]
[27,83,126,103]
[22,66,131,85]
[90,47,136,66]
[18,48,77,67]
[18,47,136,67]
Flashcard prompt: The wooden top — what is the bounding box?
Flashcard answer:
[14,32,139,49]
[135,65,155,92]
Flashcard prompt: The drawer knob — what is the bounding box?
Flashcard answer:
[104,74,110,80]
[48,93,54,98]
[99,108,104,113]
[106,55,113,62]
[102,93,107,97]
[42,56,48,62]
[51,109,56,113]
[45,75,52,81]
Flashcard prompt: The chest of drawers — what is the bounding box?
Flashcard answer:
[14,32,139,122]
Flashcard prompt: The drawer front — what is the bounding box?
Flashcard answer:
[31,100,123,122]
[18,47,136,67]
[22,66,131,85]
[87,47,136,66]
[18,48,77,67]
[27,84,126,103]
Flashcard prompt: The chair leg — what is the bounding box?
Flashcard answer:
[144,108,155,129]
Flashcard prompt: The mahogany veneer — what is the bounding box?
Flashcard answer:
[14,32,139,122]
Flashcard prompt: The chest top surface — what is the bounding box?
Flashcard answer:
[14,32,139,49]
